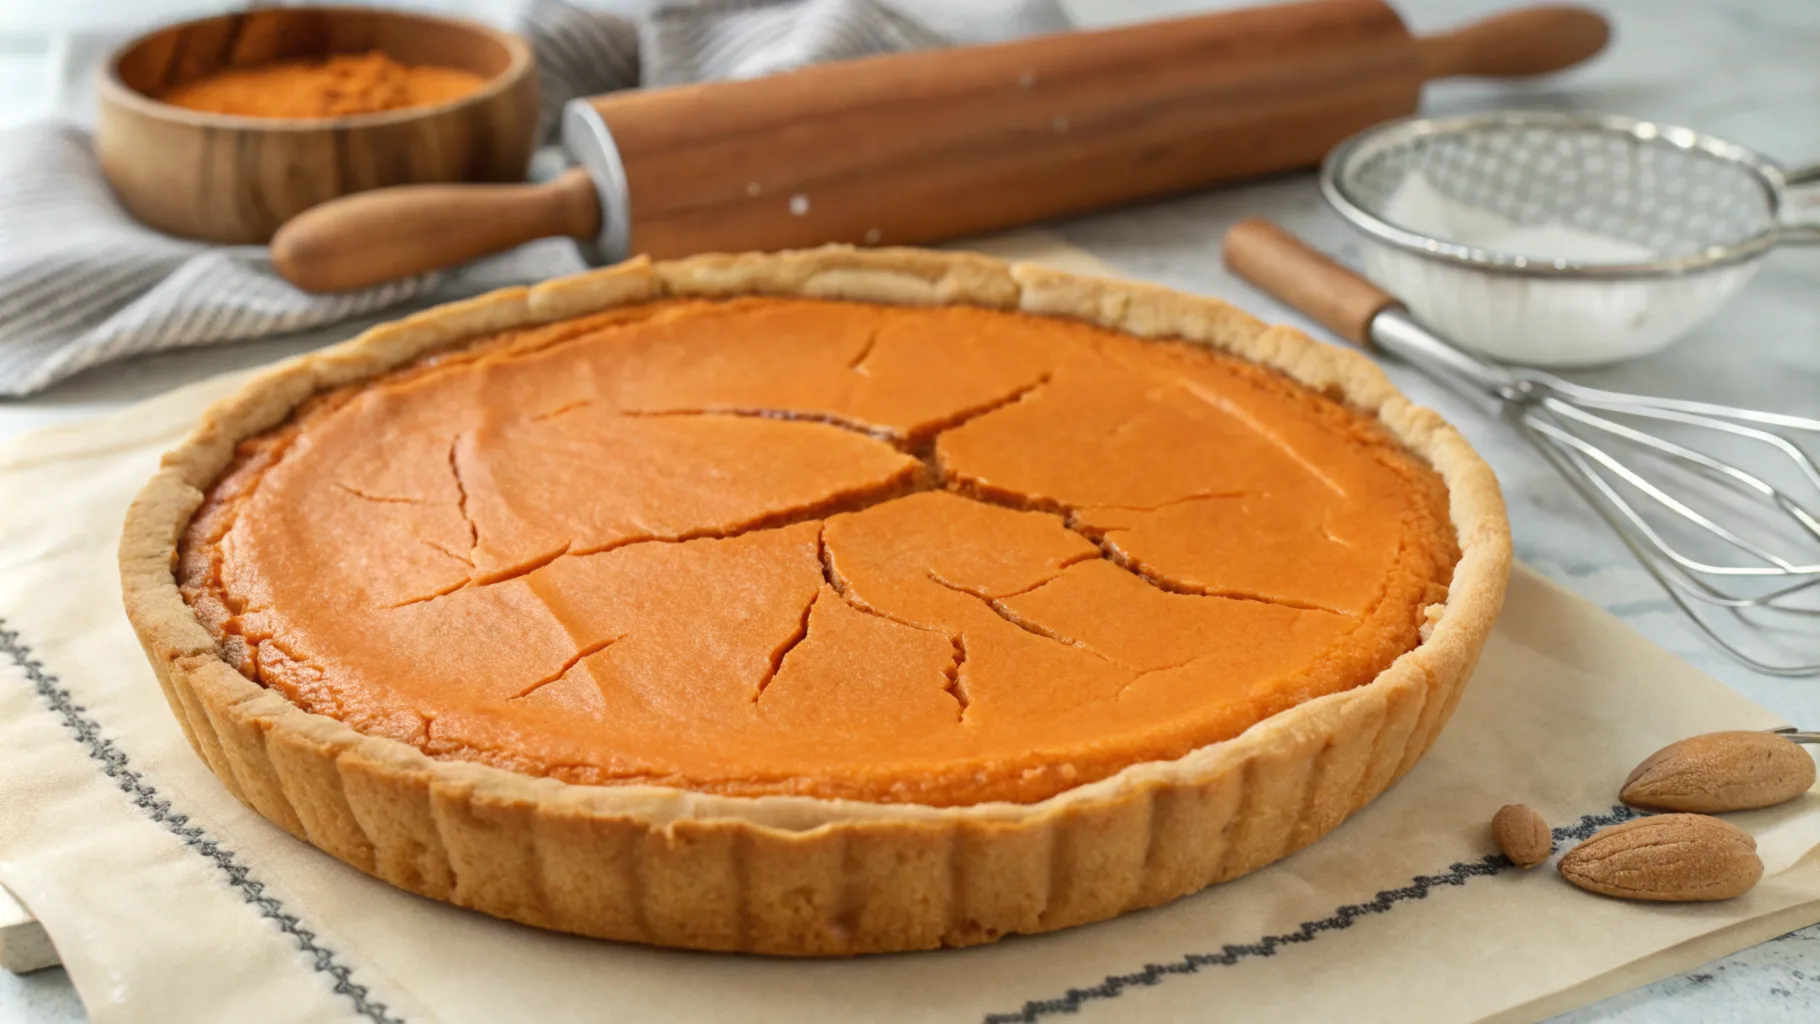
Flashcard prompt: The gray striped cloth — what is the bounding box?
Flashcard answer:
[0,0,1066,396]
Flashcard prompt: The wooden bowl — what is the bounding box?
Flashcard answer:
[96,5,538,245]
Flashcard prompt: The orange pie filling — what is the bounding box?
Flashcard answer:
[179,297,1458,807]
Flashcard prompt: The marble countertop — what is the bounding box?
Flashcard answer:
[4,0,1819,1020]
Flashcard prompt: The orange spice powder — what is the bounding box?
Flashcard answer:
[159,50,486,119]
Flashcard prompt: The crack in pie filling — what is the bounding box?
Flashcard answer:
[180,293,1457,807]
[128,250,1507,953]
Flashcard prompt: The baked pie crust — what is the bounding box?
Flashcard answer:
[121,247,1509,955]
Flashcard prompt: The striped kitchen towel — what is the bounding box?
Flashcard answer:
[0,0,1067,397]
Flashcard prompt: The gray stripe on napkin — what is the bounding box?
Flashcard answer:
[0,126,441,395]
[640,0,946,88]
[0,0,1066,397]
[523,0,642,142]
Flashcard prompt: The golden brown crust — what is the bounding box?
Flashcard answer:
[121,245,1511,955]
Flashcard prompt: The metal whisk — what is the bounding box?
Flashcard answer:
[1225,218,1820,676]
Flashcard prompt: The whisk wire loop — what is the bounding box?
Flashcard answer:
[1524,420,1820,677]
[1538,398,1820,549]
[1371,309,1820,675]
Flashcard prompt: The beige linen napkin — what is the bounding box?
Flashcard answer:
[3,236,1819,1024]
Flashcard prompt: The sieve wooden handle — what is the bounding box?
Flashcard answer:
[1220,217,1398,346]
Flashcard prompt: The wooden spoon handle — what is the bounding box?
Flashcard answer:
[1220,217,1397,347]
[1418,5,1610,80]
[271,168,602,294]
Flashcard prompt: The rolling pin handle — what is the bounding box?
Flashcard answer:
[271,168,604,295]
[1417,5,1611,81]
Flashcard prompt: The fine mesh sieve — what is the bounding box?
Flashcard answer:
[1322,111,1820,367]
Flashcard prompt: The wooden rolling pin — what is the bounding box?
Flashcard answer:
[272,0,1609,293]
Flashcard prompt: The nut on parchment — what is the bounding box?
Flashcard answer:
[1492,804,1552,868]
[1621,731,1817,813]
[1558,814,1762,902]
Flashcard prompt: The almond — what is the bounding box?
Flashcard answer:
[1558,814,1762,901]
[1492,804,1552,868]
[1621,731,1817,813]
